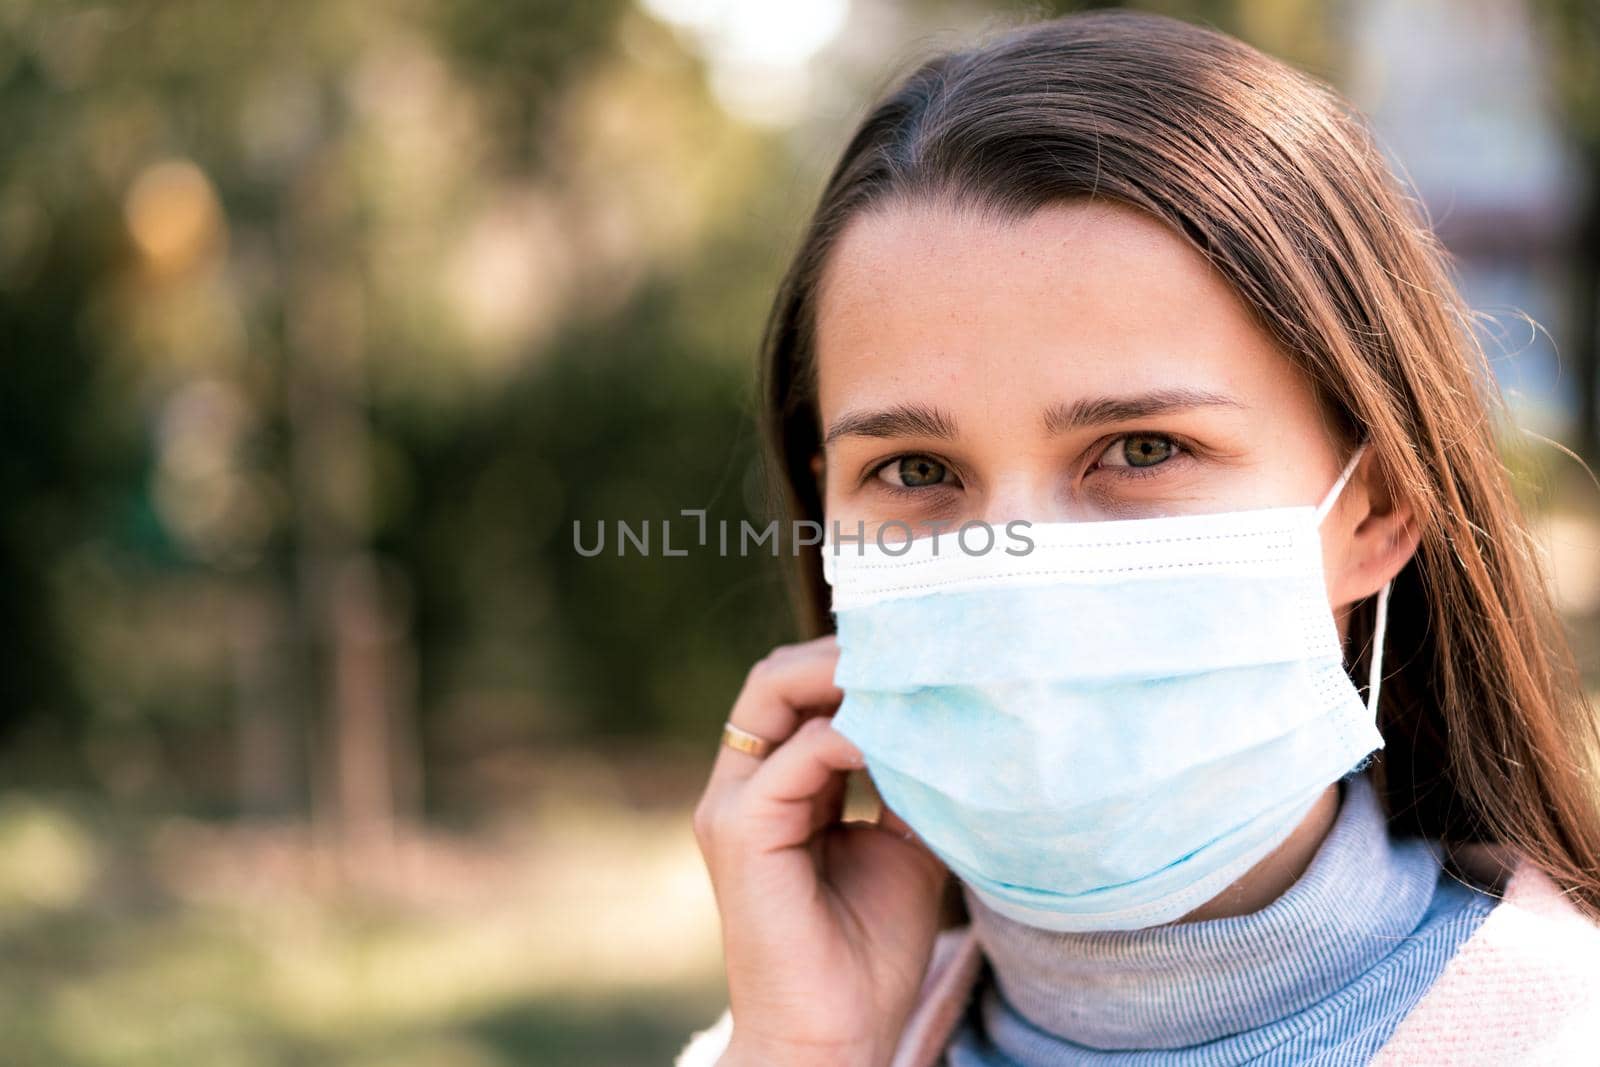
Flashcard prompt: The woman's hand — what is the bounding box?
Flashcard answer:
[692,635,950,1067]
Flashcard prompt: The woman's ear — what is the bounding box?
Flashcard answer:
[1330,455,1420,609]
[810,451,825,489]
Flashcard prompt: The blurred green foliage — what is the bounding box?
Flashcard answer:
[0,0,800,815]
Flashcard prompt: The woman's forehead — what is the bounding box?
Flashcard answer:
[813,199,1304,428]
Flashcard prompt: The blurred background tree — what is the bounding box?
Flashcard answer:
[0,0,797,828]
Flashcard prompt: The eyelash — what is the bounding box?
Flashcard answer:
[864,433,1191,493]
[1097,433,1190,480]
[866,452,962,498]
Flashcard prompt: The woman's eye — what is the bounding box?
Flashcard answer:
[878,455,950,488]
[1098,433,1178,469]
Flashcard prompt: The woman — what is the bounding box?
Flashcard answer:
[680,10,1600,1065]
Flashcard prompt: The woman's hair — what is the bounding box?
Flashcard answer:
[756,10,1600,916]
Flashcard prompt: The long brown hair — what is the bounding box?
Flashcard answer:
[756,10,1600,916]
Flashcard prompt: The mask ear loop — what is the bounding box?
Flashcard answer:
[1366,578,1392,715]
[1314,441,1369,526]
[1313,441,1390,715]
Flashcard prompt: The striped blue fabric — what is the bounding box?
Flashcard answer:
[945,770,1498,1066]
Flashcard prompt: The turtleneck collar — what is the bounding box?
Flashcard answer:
[962,770,1444,1051]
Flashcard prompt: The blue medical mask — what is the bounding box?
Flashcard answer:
[822,445,1391,932]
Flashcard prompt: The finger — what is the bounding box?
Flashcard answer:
[735,716,865,852]
[806,760,851,836]
[709,637,841,788]
[806,765,859,869]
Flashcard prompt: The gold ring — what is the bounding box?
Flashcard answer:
[722,722,777,759]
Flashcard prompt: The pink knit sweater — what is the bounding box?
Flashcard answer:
[675,847,1600,1066]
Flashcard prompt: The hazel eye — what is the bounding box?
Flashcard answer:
[880,455,949,488]
[1100,433,1177,469]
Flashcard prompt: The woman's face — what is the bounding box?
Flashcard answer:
[812,198,1400,617]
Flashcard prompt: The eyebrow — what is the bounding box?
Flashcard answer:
[823,388,1242,446]
[823,403,958,446]
[1041,387,1243,434]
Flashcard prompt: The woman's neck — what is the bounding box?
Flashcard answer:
[1174,780,1342,923]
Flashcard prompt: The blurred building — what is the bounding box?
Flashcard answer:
[1344,0,1587,438]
